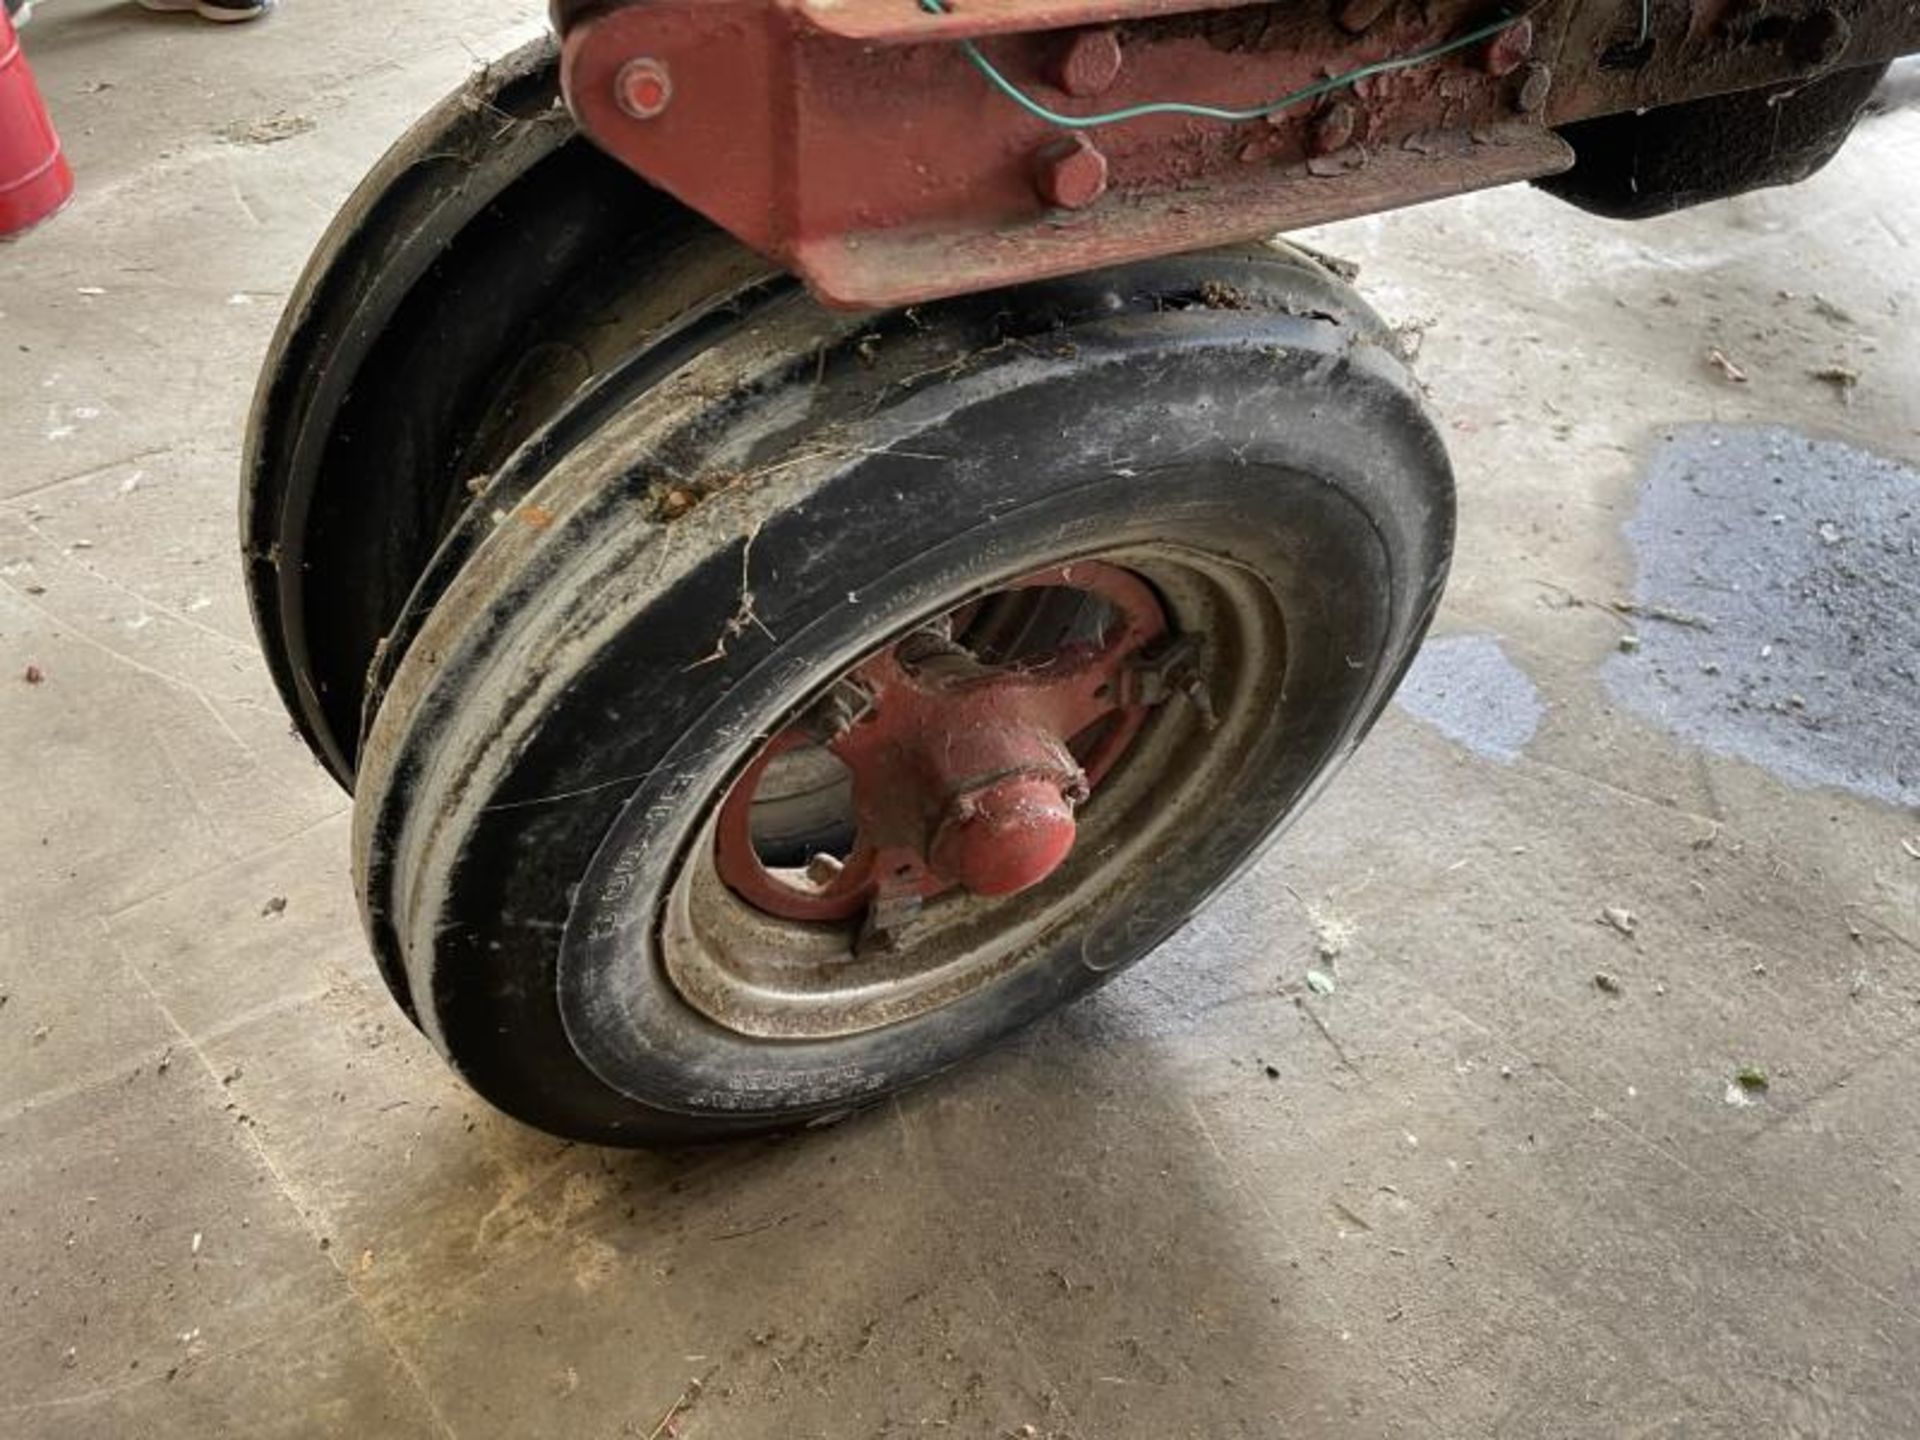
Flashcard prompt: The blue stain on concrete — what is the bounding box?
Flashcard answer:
[1605,424,1920,807]
[1396,633,1545,763]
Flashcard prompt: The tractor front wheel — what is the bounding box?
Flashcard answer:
[350,241,1453,1143]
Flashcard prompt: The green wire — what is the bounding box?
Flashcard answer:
[916,0,1525,131]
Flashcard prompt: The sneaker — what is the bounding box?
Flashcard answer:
[138,0,272,21]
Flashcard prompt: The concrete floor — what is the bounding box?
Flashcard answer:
[4,4,1918,1435]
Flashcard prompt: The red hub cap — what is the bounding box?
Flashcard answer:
[714,563,1169,924]
[929,774,1079,898]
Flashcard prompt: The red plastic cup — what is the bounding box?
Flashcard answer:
[0,5,74,237]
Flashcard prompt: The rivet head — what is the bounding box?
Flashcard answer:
[1033,135,1109,211]
[615,57,673,120]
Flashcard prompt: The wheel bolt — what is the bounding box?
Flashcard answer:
[615,57,673,120]
[1033,135,1109,210]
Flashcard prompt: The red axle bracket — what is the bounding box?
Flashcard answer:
[558,0,1920,309]
[559,0,1574,307]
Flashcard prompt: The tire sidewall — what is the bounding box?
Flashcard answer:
[364,292,1451,1141]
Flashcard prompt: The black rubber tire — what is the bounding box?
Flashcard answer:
[1536,63,1887,220]
[242,37,753,785]
[354,243,1454,1145]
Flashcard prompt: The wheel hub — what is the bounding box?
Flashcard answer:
[713,562,1168,929]
[930,773,1080,899]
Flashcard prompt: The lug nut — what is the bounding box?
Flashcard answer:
[615,57,673,120]
[1514,60,1553,114]
[1033,135,1109,211]
[1483,19,1534,76]
[1049,27,1124,97]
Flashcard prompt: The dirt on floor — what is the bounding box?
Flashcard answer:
[2,3,1919,1437]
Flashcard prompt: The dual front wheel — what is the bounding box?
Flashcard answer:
[247,43,1454,1143]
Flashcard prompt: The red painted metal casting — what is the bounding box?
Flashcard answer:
[556,0,1920,308]
[559,0,1572,306]
[715,563,1167,923]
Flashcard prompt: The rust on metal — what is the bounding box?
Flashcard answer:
[558,0,1920,308]
[1482,16,1534,74]
[1049,25,1126,94]
[796,127,1571,308]
[712,563,1167,925]
[1309,98,1360,155]
[1034,133,1112,208]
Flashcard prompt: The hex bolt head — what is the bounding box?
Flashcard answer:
[1514,60,1553,114]
[1049,27,1124,97]
[1033,135,1109,210]
[1309,99,1359,156]
[1335,0,1393,35]
[615,57,673,120]
[1483,19,1534,76]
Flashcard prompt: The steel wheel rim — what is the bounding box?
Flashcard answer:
[657,542,1288,1040]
